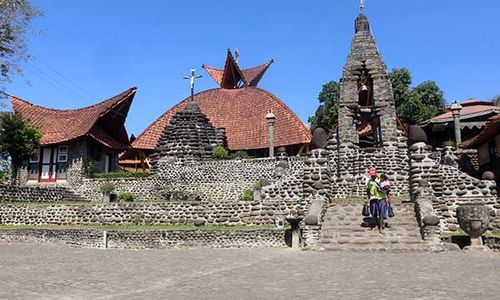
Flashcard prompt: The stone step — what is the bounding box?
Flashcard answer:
[318,201,427,252]
[321,223,420,231]
[320,244,429,252]
[321,231,421,238]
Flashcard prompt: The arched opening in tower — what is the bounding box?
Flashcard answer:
[357,67,373,107]
[357,65,382,148]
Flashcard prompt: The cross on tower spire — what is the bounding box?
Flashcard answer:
[183,68,202,102]
[360,0,365,12]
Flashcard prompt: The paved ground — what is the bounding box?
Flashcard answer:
[0,243,499,300]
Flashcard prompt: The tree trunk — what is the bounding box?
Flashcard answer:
[10,162,19,187]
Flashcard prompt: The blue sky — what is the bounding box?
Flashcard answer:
[4,0,500,136]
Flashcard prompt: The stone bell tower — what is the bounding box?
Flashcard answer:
[337,13,398,148]
[327,11,409,198]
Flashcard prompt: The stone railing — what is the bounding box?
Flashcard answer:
[0,228,287,249]
[409,142,500,231]
[413,180,441,244]
[302,195,329,249]
[439,164,497,198]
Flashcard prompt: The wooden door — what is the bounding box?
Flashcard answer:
[39,147,56,182]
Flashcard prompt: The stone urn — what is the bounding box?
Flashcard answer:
[456,203,490,250]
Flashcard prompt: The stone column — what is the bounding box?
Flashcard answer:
[450,102,463,147]
[266,111,276,157]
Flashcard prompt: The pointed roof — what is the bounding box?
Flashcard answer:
[151,101,226,163]
[202,50,273,89]
[10,87,136,148]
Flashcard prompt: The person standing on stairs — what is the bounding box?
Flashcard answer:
[365,167,388,233]
[379,173,392,228]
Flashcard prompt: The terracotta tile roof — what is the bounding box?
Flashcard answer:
[241,60,274,86]
[461,98,495,106]
[461,115,500,148]
[201,65,224,86]
[10,87,136,148]
[429,105,500,123]
[131,87,311,151]
[89,127,129,150]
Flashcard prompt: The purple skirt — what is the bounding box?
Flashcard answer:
[369,198,388,219]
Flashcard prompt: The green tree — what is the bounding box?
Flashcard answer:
[310,69,445,130]
[0,112,41,185]
[494,95,500,106]
[392,71,445,124]
[308,80,340,132]
[413,81,445,109]
[0,0,41,81]
[389,68,412,108]
[396,92,440,125]
[0,0,41,105]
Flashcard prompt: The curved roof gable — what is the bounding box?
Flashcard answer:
[10,87,137,147]
[202,50,273,88]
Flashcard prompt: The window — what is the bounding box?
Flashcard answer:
[56,167,67,179]
[57,145,68,163]
[28,167,39,180]
[30,151,40,163]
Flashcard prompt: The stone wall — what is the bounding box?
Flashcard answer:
[0,201,305,226]
[76,177,164,201]
[326,132,410,198]
[0,228,287,249]
[155,157,306,202]
[0,185,84,202]
[484,236,500,252]
[409,142,500,231]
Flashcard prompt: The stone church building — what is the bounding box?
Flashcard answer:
[123,50,312,170]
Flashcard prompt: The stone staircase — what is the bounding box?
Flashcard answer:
[319,200,429,251]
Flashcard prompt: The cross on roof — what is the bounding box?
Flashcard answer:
[183,68,202,102]
[360,0,365,11]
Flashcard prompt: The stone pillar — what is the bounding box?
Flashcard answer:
[450,102,463,147]
[266,111,276,157]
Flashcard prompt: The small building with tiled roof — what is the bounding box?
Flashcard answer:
[419,99,500,148]
[124,50,311,169]
[10,87,136,185]
[461,114,500,186]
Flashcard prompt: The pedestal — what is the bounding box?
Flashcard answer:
[286,216,303,249]
[464,237,491,251]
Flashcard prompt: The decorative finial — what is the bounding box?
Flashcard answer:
[183,68,202,102]
[235,48,240,64]
[360,0,365,12]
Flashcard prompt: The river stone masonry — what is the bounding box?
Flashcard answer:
[0,185,84,202]
[0,228,287,249]
[0,201,306,226]
[150,101,226,170]
[409,142,500,231]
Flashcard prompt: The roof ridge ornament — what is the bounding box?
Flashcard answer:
[235,48,240,65]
